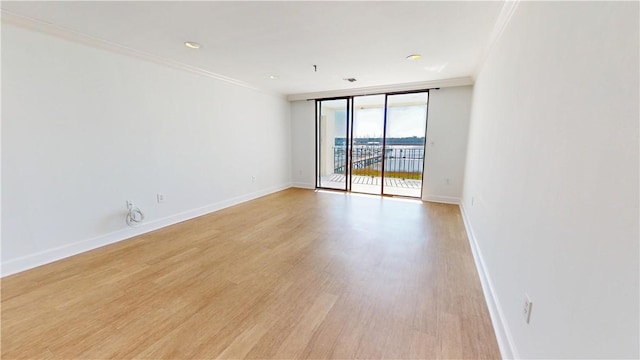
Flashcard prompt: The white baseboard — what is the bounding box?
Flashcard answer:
[422,194,460,204]
[459,203,518,359]
[1,183,292,277]
[291,182,315,189]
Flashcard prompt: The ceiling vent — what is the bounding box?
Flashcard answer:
[343,78,357,83]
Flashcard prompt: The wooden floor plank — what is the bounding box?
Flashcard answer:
[216,311,279,359]
[1,188,500,359]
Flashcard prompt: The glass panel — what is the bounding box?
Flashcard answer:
[351,95,385,195]
[383,92,428,197]
[318,99,348,190]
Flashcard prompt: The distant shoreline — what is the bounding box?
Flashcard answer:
[334,136,425,147]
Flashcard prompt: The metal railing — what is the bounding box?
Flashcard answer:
[333,146,424,179]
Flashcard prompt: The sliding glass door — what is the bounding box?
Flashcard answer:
[382,92,428,197]
[316,99,349,190]
[316,91,428,198]
[351,95,385,195]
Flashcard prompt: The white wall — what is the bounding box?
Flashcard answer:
[422,85,472,203]
[462,2,639,358]
[1,24,292,275]
[290,100,316,188]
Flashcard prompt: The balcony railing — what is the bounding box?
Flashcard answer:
[333,145,424,180]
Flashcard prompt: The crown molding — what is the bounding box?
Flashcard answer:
[472,0,520,80]
[286,76,474,102]
[0,10,286,100]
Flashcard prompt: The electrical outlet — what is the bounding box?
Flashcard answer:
[446,178,450,185]
[471,197,475,206]
[252,176,256,183]
[126,200,133,210]
[523,294,533,324]
[157,193,165,203]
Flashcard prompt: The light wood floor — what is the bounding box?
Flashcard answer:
[1,188,500,359]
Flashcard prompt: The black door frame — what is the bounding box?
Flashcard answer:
[315,89,431,197]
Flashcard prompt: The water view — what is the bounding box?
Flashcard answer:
[333,137,425,179]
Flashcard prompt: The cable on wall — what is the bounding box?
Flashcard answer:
[126,201,144,227]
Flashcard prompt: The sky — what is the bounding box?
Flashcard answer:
[334,105,427,138]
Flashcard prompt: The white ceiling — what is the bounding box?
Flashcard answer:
[1,1,504,96]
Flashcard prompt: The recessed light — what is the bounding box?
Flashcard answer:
[406,54,422,61]
[269,75,279,80]
[184,42,201,49]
